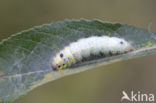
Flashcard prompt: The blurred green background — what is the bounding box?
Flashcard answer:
[0,0,156,103]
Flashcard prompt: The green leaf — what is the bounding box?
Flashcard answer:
[0,19,155,102]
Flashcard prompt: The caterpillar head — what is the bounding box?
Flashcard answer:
[51,53,66,70]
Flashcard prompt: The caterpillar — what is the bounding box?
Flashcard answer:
[51,36,133,71]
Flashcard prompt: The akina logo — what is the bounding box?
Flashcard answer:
[121,91,155,102]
